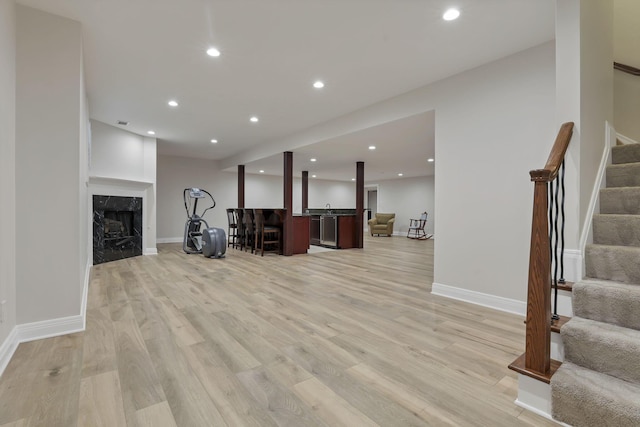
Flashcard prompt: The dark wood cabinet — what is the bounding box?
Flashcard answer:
[337,216,356,249]
[292,216,310,254]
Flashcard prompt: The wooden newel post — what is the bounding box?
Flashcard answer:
[525,170,552,375]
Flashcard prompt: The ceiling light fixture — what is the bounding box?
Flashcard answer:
[312,174,317,178]
[351,178,356,181]
[369,145,376,150]
[206,47,221,57]
[210,139,218,144]
[310,158,317,162]
[147,130,156,135]
[259,170,265,173]
[250,116,259,123]
[398,173,403,176]
[168,100,178,107]
[428,158,434,162]
[443,8,460,21]
[313,80,325,89]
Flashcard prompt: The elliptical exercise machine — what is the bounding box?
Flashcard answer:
[182,188,226,258]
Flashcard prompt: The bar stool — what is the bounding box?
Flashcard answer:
[241,209,255,253]
[235,208,245,250]
[226,208,239,248]
[253,209,281,256]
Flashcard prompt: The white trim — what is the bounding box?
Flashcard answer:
[144,248,158,255]
[616,132,639,145]
[17,315,85,344]
[81,261,91,330]
[0,327,19,376]
[578,122,614,266]
[431,283,526,316]
[156,237,183,244]
[563,249,582,284]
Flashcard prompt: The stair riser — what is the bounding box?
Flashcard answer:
[612,144,640,165]
[593,215,640,247]
[573,283,640,331]
[600,188,640,214]
[562,323,640,384]
[606,163,640,187]
[585,245,640,284]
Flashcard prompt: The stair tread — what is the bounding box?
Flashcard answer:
[574,279,640,331]
[563,316,640,341]
[612,143,640,165]
[552,362,640,427]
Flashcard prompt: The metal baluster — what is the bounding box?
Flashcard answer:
[559,160,566,285]
[552,174,560,320]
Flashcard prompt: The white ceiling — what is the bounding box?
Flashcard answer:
[18,0,557,181]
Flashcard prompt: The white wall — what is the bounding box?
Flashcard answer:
[157,155,236,241]
[614,70,640,142]
[89,120,157,254]
[375,175,435,235]
[0,0,17,348]
[220,42,557,306]
[16,5,86,324]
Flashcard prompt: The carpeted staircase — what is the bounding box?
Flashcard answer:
[551,143,640,426]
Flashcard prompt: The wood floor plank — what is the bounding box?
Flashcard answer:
[78,370,127,427]
[81,307,117,378]
[292,377,380,427]
[113,318,166,423]
[133,401,178,427]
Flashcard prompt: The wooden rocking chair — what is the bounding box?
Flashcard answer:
[407,212,432,240]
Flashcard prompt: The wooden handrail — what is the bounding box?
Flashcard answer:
[530,122,574,182]
[614,61,640,76]
[523,122,574,377]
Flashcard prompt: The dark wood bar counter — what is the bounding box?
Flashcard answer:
[233,208,309,255]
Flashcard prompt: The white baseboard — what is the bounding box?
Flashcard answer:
[156,237,182,244]
[144,248,158,255]
[0,262,92,377]
[431,283,526,316]
[17,315,85,344]
[0,326,19,377]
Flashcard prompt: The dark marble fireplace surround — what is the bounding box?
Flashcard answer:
[93,195,143,265]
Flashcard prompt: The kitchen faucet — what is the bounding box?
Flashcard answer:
[325,203,331,210]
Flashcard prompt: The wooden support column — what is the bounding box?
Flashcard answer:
[237,165,245,208]
[356,161,364,248]
[302,171,309,213]
[283,152,294,256]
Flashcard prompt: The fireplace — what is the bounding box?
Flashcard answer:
[93,195,143,264]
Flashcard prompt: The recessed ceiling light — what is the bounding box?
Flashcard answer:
[351,178,356,181]
[147,130,155,135]
[443,8,460,21]
[428,158,434,162]
[168,100,178,107]
[250,116,259,123]
[313,80,324,89]
[310,158,317,162]
[206,47,221,57]
[210,139,218,144]
[259,170,265,173]
[369,145,376,150]
[312,174,317,178]
[398,173,403,176]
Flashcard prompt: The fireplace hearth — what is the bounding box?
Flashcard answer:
[93,195,143,264]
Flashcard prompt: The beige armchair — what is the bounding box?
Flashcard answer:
[368,213,395,236]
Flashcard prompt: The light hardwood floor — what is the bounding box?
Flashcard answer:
[0,236,555,426]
